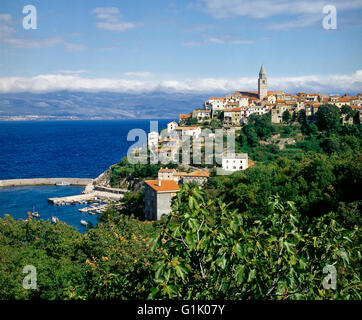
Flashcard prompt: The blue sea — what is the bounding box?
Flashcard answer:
[0,120,171,232]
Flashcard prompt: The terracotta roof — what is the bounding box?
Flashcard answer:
[145,180,180,193]
[248,161,255,167]
[209,97,226,100]
[159,168,175,173]
[175,126,200,130]
[187,170,210,177]
[268,91,284,94]
[179,114,191,119]
[338,97,351,102]
[174,170,210,177]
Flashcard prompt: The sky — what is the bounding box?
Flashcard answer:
[0,0,361,94]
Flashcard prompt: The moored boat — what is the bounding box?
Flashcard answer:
[31,206,40,218]
[56,181,70,186]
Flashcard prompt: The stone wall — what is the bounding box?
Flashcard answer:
[0,178,92,187]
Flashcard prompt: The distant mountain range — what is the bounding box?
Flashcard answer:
[0,91,223,120]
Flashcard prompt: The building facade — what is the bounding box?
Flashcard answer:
[222,153,248,172]
[144,179,180,220]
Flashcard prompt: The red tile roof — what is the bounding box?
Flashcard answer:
[159,168,175,173]
[179,114,191,119]
[145,180,180,192]
[175,126,200,130]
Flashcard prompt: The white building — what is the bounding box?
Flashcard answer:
[148,131,159,148]
[222,153,248,172]
[248,105,269,116]
[174,126,201,139]
[167,121,178,133]
[208,97,227,112]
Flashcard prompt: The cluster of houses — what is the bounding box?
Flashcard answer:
[143,155,252,220]
[143,65,361,220]
[178,65,362,126]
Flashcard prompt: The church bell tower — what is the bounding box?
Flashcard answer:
[258,64,268,100]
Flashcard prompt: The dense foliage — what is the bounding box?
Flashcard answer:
[149,186,361,299]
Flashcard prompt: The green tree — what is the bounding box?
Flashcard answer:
[341,105,354,121]
[297,109,307,127]
[282,110,291,124]
[316,104,341,132]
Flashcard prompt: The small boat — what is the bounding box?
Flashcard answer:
[51,216,59,223]
[56,181,70,186]
[80,220,88,226]
[31,207,40,218]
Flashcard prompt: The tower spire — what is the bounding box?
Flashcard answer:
[259,64,266,77]
[258,64,268,99]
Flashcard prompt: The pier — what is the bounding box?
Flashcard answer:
[0,178,93,187]
[48,190,125,205]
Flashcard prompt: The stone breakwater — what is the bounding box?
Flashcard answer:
[0,178,93,187]
[48,191,123,205]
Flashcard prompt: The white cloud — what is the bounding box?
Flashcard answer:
[58,70,88,74]
[196,0,362,28]
[0,70,361,94]
[197,0,362,19]
[183,35,255,46]
[0,13,87,50]
[123,72,152,78]
[92,7,137,32]
[63,42,87,52]
[0,14,12,22]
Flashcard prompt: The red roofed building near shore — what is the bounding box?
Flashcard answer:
[144,179,180,221]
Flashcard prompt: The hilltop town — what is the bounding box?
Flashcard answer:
[179,65,362,126]
[147,65,362,173]
[118,65,362,221]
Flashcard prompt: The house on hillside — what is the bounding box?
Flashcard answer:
[192,109,211,122]
[222,153,248,172]
[179,114,191,124]
[144,179,180,220]
[167,121,178,133]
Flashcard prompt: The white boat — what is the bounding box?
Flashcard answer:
[80,220,88,226]
[51,216,59,223]
[31,207,40,218]
[56,181,70,186]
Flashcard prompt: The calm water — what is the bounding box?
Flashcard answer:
[0,120,172,232]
